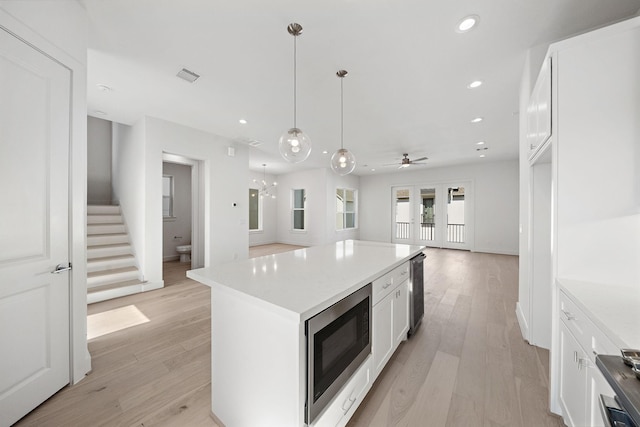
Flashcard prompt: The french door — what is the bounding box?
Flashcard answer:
[0,26,71,426]
[392,182,472,250]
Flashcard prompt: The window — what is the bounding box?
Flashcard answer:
[292,189,306,230]
[336,188,357,230]
[162,175,174,218]
[249,188,262,231]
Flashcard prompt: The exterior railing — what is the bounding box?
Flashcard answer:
[447,223,465,243]
[395,222,465,243]
[396,222,411,239]
[420,222,435,240]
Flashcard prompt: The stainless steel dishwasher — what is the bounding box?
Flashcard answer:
[408,252,426,337]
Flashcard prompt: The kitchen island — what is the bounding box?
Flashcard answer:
[187,240,424,427]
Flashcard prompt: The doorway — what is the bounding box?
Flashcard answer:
[392,182,473,250]
[161,153,203,272]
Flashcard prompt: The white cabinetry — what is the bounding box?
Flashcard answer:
[527,57,552,161]
[372,262,410,378]
[557,289,615,427]
[312,357,372,427]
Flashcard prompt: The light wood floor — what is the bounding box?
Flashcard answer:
[15,246,562,427]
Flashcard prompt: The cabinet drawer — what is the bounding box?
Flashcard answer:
[559,290,618,363]
[559,290,590,351]
[372,262,409,305]
[312,357,371,427]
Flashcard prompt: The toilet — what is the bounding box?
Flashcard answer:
[176,245,191,263]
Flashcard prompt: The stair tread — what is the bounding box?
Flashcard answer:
[87,242,131,249]
[87,254,135,263]
[87,266,138,278]
[88,279,146,294]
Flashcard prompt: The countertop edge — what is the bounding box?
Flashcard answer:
[187,243,425,324]
[556,278,633,350]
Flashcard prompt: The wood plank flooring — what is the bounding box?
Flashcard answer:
[14,246,562,427]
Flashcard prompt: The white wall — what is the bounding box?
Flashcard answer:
[162,162,192,260]
[249,170,278,247]
[113,117,249,285]
[112,121,147,279]
[145,117,249,278]
[552,20,640,285]
[87,116,112,204]
[276,168,361,246]
[359,160,519,255]
[0,0,90,382]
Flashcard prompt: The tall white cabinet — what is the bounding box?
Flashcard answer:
[519,15,640,424]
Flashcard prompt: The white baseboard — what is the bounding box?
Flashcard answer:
[163,255,180,262]
[515,302,530,343]
[473,247,519,256]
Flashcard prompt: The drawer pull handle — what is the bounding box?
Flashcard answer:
[383,282,393,289]
[578,358,589,370]
[342,396,356,413]
[401,271,408,276]
[561,310,575,321]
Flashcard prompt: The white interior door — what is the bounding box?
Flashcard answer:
[0,27,71,426]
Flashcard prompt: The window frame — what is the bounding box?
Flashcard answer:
[336,187,358,231]
[248,187,263,232]
[162,175,175,221]
[291,188,306,232]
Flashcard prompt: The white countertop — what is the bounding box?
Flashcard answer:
[187,240,424,322]
[558,278,640,350]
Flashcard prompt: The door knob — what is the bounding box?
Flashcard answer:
[51,263,72,274]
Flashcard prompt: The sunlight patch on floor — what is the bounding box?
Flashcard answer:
[87,304,150,340]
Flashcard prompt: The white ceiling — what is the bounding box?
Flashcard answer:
[83,0,640,175]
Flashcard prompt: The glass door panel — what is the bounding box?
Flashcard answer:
[446,186,465,245]
[419,187,436,243]
[392,187,412,243]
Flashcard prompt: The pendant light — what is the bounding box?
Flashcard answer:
[253,164,277,199]
[330,70,356,175]
[279,23,311,163]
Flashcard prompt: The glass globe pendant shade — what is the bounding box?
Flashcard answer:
[279,127,312,163]
[330,148,356,176]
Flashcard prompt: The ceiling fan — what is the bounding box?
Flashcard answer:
[386,153,428,168]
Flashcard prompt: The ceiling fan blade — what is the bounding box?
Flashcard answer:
[411,157,428,162]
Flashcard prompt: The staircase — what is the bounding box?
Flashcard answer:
[87,205,146,304]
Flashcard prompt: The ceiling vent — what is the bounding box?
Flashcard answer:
[235,137,263,147]
[176,68,200,83]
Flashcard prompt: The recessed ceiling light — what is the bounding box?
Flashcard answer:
[456,15,479,33]
[322,150,328,154]
[471,117,483,123]
[239,119,247,124]
[96,84,112,92]
[476,141,485,145]
[479,154,486,158]
[371,168,376,172]
[467,80,483,89]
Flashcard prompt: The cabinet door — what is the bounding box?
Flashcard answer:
[393,281,409,345]
[559,321,587,427]
[586,364,614,427]
[373,294,393,377]
[535,57,552,148]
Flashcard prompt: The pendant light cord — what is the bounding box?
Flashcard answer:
[293,34,297,129]
[340,76,344,149]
